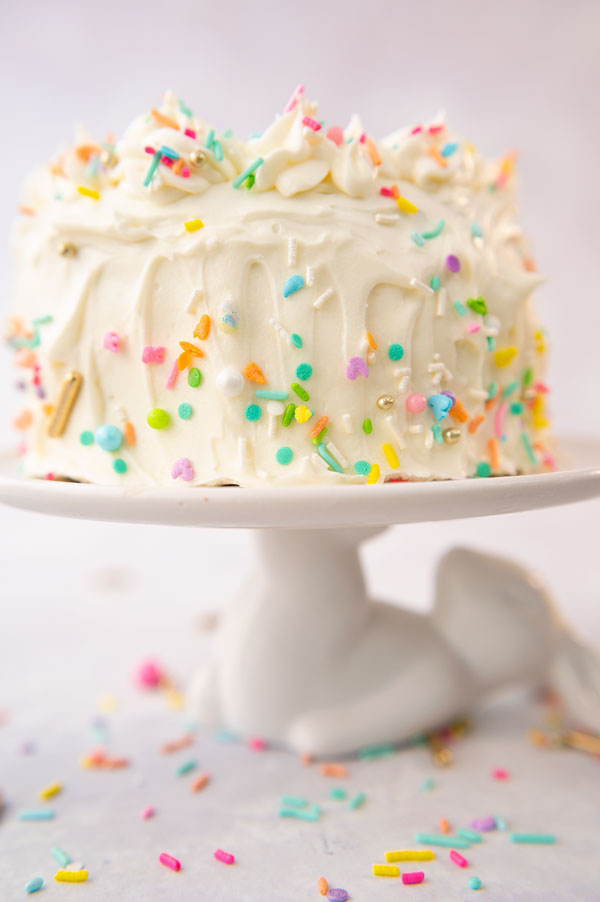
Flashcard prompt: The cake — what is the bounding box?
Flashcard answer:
[7,86,553,486]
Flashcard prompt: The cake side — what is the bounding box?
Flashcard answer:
[7,88,554,486]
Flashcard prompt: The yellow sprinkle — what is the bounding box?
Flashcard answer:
[77,186,100,200]
[294,405,312,424]
[396,196,418,214]
[55,870,88,883]
[382,442,399,468]
[184,219,204,233]
[166,689,184,710]
[367,463,380,485]
[39,782,62,801]
[494,346,518,368]
[99,693,117,713]
[385,850,435,862]
[534,328,546,354]
[372,864,400,877]
[532,395,549,429]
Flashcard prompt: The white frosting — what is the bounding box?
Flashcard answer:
[9,89,553,487]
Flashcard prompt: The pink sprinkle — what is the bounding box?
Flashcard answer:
[248,736,267,751]
[166,360,179,389]
[494,402,508,438]
[471,816,496,832]
[446,254,461,273]
[145,146,156,154]
[283,83,304,113]
[467,323,481,334]
[450,850,468,868]
[142,345,166,364]
[180,167,191,178]
[359,132,366,143]
[429,124,444,134]
[402,871,424,885]
[172,457,194,482]
[214,849,235,865]
[135,659,164,688]
[346,356,369,381]
[406,393,427,414]
[103,331,120,353]
[302,116,321,131]
[492,768,510,780]
[410,125,423,135]
[141,806,155,819]
[326,125,344,146]
[159,852,181,872]
[161,156,174,167]
[184,128,196,139]
[533,381,549,394]
[380,186,395,197]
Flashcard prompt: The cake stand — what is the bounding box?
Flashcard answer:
[1,435,600,757]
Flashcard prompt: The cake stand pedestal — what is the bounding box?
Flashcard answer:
[1,436,600,756]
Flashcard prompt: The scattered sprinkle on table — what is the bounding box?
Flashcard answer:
[510,833,556,844]
[39,781,62,800]
[54,870,88,882]
[24,877,44,894]
[373,864,399,877]
[415,833,469,848]
[402,871,425,885]
[385,850,434,862]
[17,809,55,821]
[159,852,181,871]
[214,849,235,865]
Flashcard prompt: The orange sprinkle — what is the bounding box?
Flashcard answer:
[75,144,102,163]
[440,818,451,834]
[193,315,211,341]
[428,146,448,168]
[124,421,136,446]
[177,350,191,370]
[150,108,179,130]
[191,772,210,792]
[318,877,329,896]
[310,415,329,438]
[450,400,468,423]
[179,341,204,357]
[18,205,35,216]
[13,410,32,431]
[172,158,185,176]
[300,752,313,766]
[243,362,266,385]
[366,331,378,350]
[485,389,501,411]
[42,404,54,417]
[390,184,400,198]
[320,763,347,778]
[468,415,485,435]
[161,734,193,754]
[488,437,499,470]
[523,256,537,272]
[365,136,381,166]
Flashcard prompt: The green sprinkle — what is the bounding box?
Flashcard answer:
[245,173,255,189]
[178,402,193,420]
[415,833,470,849]
[471,222,483,238]
[256,389,288,401]
[502,381,520,398]
[510,402,523,415]
[80,430,94,446]
[467,297,488,315]
[232,156,264,189]
[223,129,234,138]
[454,301,467,316]
[388,343,404,361]
[213,140,223,162]
[510,833,556,844]
[290,333,303,349]
[51,847,71,867]
[457,829,483,843]
[280,795,307,808]
[487,335,496,351]
[430,275,441,291]
[421,218,445,239]
[17,809,55,821]
[354,460,371,476]
[432,424,443,444]
[176,760,197,777]
[421,777,435,793]
[411,230,425,247]
[291,382,309,401]
[317,442,343,473]
[348,791,366,810]
[523,367,533,386]
[178,98,193,117]
[282,403,295,427]
[147,408,170,429]
[487,381,499,400]
[362,418,373,435]
[496,817,508,832]
[188,368,202,387]
[312,427,328,444]
[469,876,482,890]
[112,458,127,474]
[521,431,537,466]
[276,446,293,466]
[245,404,262,421]
[143,150,161,187]
[279,804,320,822]
[32,315,53,326]
[330,787,347,801]
[359,743,395,760]
[476,461,491,478]
[295,363,313,381]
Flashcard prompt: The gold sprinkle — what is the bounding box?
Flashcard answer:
[46,371,82,438]
[443,427,461,445]
[189,148,207,166]
[58,241,77,257]
[376,394,394,411]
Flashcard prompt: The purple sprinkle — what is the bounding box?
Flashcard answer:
[471,816,497,832]
[346,356,369,381]
[441,390,456,408]
[327,890,349,902]
[446,254,461,273]
[35,385,46,399]
[14,380,26,391]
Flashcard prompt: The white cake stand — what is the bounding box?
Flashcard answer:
[2,435,600,757]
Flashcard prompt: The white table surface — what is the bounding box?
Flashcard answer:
[1,492,600,900]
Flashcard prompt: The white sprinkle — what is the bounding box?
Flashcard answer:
[424,430,434,450]
[300,455,314,475]
[185,288,203,315]
[268,414,277,438]
[287,237,297,267]
[342,413,353,434]
[385,416,406,450]
[313,288,334,309]
[397,376,411,393]
[238,437,248,470]
[468,388,489,401]
[394,366,411,378]
[269,317,291,345]
[266,400,285,416]
[435,287,447,317]
[408,425,424,435]
[306,265,315,286]
[312,452,330,471]
[428,362,445,373]
[326,441,348,469]
[374,212,400,225]
[409,276,434,295]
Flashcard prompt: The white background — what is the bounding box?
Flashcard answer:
[0,3,599,899]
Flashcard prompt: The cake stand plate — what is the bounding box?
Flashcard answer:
[1,435,599,756]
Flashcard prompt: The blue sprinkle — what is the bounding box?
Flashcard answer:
[469,876,482,890]
[317,442,343,474]
[427,393,452,422]
[255,390,289,401]
[388,343,404,361]
[213,139,224,162]
[471,221,483,238]
[232,156,264,189]
[17,809,55,821]
[454,300,467,316]
[94,424,123,452]
[24,877,44,894]
[245,404,262,422]
[160,145,180,160]
[411,230,425,247]
[432,423,443,443]
[441,141,458,157]
[204,128,215,149]
[290,333,303,349]
[295,363,313,381]
[143,150,161,187]
[354,460,371,476]
[283,274,305,298]
[178,98,193,117]
[276,446,294,466]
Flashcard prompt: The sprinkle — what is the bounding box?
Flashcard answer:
[467,297,487,315]
[457,829,482,843]
[330,787,347,801]
[421,777,435,792]
[54,870,88,883]
[77,186,100,200]
[178,402,193,420]
[243,362,267,384]
[441,141,458,157]
[428,146,448,168]
[191,772,210,792]
[318,442,343,473]
[471,222,483,238]
[295,363,313,381]
[421,219,445,239]
[313,287,335,309]
[388,343,404,361]
[450,849,468,868]
[366,331,378,350]
[141,805,155,819]
[346,356,369,380]
[402,872,425,885]
[256,389,288,401]
[488,437,499,469]
[494,402,508,438]
[291,382,310,401]
[159,852,181,871]
[142,345,166,364]
[510,833,556,844]
[327,889,349,902]
[46,370,82,438]
[372,864,400,877]
[454,301,467,317]
[348,791,366,809]
[113,458,127,474]
[318,876,329,895]
[80,430,93,446]
[188,368,202,387]
[430,276,441,291]
[492,767,510,780]
[176,759,197,777]
[282,403,296,426]
[51,847,71,867]
[367,463,380,484]
[468,415,485,434]
[469,876,482,890]
[521,431,537,465]
[415,833,469,848]
[342,413,353,434]
[327,441,348,468]
[432,424,443,444]
[232,157,264,189]
[396,196,418,214]
[494,346,518,368]
[143,150,161,187]
[147,408,170,429]
[320,762,347,778]
[283,274,306,298]
[353,460,370,476]
[450,399,468,423]
[476,461,491,478]
[193,315,211,340]
[290,332,303,348]
[166,360,179,388]
[446,254,461,273]
[294,405,312,423]
[363,417,373,434]
[280,795,308,807]
[24,877,44,893]
[279,804,320,821]
[382,442,399,468]
[385,850,434,862]
[411,230,425,247]
[245,404,262,421]
[178,350,191,370]
[375,212,399,225]
[17,807,55,821]
[160,145,180,160]
[214,849,235,865]
[151,108,179,129]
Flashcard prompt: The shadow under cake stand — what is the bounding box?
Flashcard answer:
[1,435,599,757]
